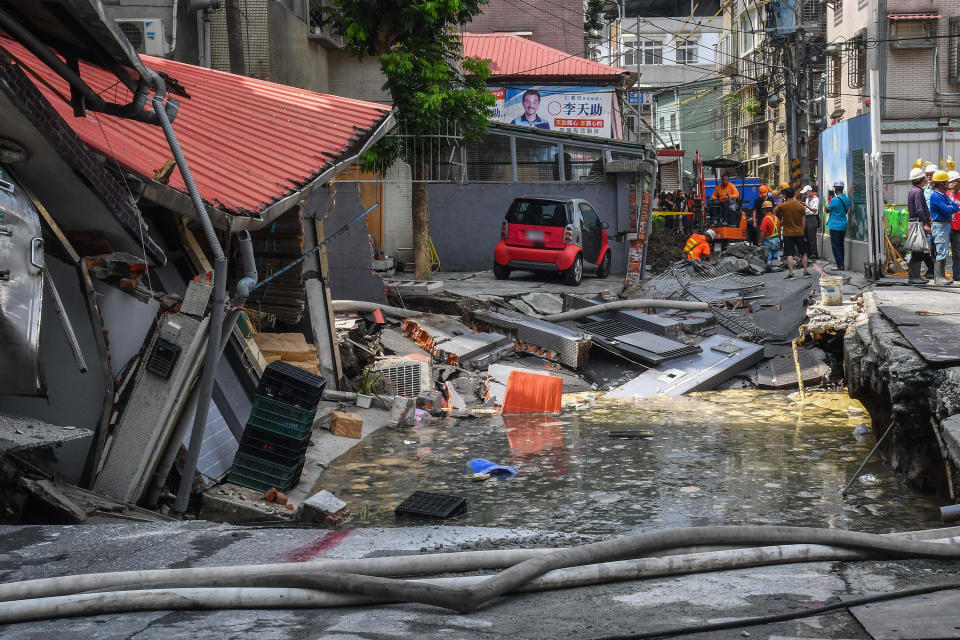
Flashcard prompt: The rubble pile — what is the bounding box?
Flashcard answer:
[718,242,784,275]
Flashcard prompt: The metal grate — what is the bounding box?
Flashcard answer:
[578,319,642,339]
[377,363,424,398]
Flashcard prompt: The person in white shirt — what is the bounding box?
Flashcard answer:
[800,185,821,260]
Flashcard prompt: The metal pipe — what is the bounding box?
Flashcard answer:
[330,300,421,318]
[42,270,86,372]
[941,504,960,523]
[219,230,257,354]
[148,69,228,516]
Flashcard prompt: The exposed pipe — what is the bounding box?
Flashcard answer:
[0,529,957,622]
[543,298,709,322]
[148,69,228,517]
[219,230,257,354]
[331,300,422,318]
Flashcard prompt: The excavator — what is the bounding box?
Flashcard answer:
[692,154,751,245]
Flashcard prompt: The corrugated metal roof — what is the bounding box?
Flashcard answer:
[0,37,392,217]
[463,33,628,80]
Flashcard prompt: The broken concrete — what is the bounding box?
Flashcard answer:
[329,411,363,439]
[519,292,564,316]
[0,413,91,454]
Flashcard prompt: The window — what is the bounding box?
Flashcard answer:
[622,34,637,67]
[881,152,895,181]
[827,54,841,97]
[889,18,936,49]
[579,203,601,228]
[670,112,677,131]
[638,39,663,65]
[833,0,843,26]
[847,31,866,89]
[739,15,755,53]
[659,115,665,131]
[625,114,638,134]
[952,17,960,82]
[676,40,698,65]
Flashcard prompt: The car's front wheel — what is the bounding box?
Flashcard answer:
[493,262,511,280]
[563,254,583,286]
[596,251,611,279]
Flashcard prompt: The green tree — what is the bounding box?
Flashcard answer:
[325,0,495,279]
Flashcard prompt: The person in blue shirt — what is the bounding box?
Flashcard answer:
[929,170,960,286]
[510,90,550,129]
[825,180,851,270]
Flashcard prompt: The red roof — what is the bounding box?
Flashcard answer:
[0,37,392,216]
[462,33,628,80]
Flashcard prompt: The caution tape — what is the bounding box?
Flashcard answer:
[652,211,695,216]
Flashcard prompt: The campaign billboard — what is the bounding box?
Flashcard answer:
[494,86,614,138]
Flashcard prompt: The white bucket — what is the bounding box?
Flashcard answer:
[820,275,843,306]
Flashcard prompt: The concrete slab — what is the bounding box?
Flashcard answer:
[606,334,764,397]
[422,270,615,299]
[0,413,90,454]
[873,287,960,364]
[520,292,564,315]
[846,589,960,639]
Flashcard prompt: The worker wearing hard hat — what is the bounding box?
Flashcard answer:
[683,228,715,260]
[929,169,959,286]
[924,163,939,209]
[758,200,780,262]
[825,180,850,271]
[907,166,933,284]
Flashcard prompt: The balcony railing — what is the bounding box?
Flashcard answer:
[308,0,343,49]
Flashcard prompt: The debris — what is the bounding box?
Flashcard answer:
[606,335,764,397]
[19,478,87,524]
[853,423,872,441]
[467,458,519,477]
[520,292,564,316]
[265,487,278,502]
[434,331,515,370]
[858,474,879,485]
[608,430,654,439]
[502,370,563,414]
[395,491,467,519]
[468,309,591,368]
[390,396,417,426]
[329,411,363,439]
[471,473,491,482]
[372,357,432,398]
[385,279,444,295]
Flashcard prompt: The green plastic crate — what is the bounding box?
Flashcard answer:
[227,469,297,493]
[246,395,316,439]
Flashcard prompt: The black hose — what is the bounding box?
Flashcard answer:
[587,580,960,639]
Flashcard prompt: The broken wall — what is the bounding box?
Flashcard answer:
[427,179,630,273]
[303,185,387,304]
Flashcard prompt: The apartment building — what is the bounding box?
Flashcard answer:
[467,0,587,56]
[607,16,723,174]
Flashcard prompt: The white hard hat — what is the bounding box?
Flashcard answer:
[799,185,811,194]
[949,170,960,182]
[833,180,845,188]
[705,229,716,239]
[925,163,939,173]
[909,167,926,181]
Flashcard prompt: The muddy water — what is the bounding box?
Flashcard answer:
[319,391,945,535]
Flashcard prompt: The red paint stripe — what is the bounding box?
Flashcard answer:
[284,529,353,563]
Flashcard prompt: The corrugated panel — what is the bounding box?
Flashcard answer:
[462,33,627,79]
[0,37,391,217]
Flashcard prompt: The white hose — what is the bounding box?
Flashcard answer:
[3,533,959,624]
[543,298,710,322]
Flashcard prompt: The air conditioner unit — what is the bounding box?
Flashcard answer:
[371,357,432,398]
[116,19,168,56]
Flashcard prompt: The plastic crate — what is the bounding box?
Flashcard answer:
[246,395,317,439]
[258,361,326,409]
[229,451,304,489]
[226,468,298,493]
[395,491,467,520]
[239,428,310,466]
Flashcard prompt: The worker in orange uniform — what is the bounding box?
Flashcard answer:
[683,228,715,260]
[711,174,740,203]
[758,200,780,262]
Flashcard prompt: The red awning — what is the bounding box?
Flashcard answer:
[888,12,941,19]
[0,36,392,218]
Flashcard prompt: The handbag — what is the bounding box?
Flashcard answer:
[906,219,929,253]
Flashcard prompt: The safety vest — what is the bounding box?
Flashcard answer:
[683,233,708,258]
[763,213,780,237]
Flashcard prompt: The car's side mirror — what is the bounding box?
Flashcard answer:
[601,221,610,229]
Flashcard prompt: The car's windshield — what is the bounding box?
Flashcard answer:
[505,199,569,227]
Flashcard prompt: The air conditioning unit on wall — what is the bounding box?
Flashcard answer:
[116,19,169,56]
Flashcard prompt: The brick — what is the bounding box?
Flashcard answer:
[329,411,362,439]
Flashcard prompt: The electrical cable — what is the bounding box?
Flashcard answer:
[587,580,960,640]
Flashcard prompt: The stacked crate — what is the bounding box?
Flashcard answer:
[227,361,326,492]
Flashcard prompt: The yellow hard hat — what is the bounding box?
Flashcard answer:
[779,181,789,190]
[762,200,773,209]
[932,170,950,183]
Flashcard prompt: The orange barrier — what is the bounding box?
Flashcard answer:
[501,370,562,414]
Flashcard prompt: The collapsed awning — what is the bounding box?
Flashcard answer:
[0,37,395,231]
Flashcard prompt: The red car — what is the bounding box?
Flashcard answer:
[493,196,611,286]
